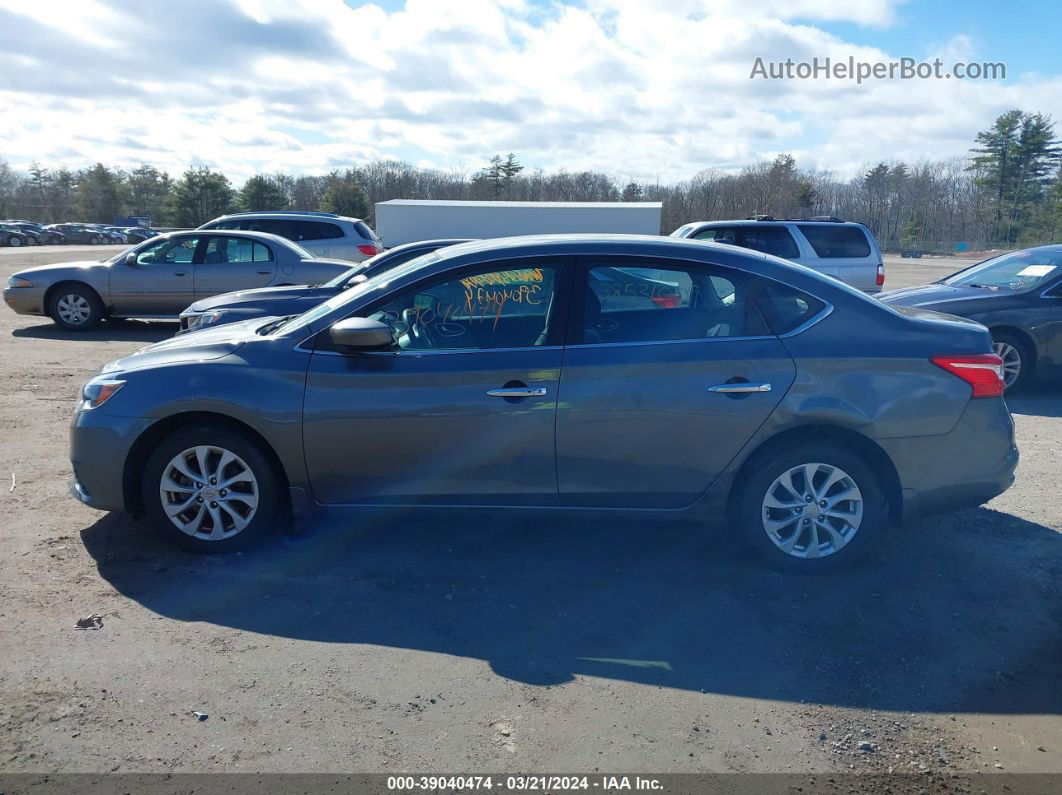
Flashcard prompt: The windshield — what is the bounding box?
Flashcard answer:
[272,251,443,335]
[944,248,1062,290]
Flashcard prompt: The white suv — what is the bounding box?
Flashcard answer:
[200,211,382,262]
[671,217,885,293]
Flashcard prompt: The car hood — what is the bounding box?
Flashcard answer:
[101,317,270,374]
[877,283,996,308]
[13,260,110,280]
[186,283,324,313]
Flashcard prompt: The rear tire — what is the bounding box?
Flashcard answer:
[88,235,100,245]
[992,330,1032,391]
[48,283,104,330]
[7,235,21,247]
[736,443,884,572]
[142,424,286,553]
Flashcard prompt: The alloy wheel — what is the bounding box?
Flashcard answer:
[158,445,259,541]
[56,294,91,326]
[993,341,1022,388]
[761,462,863,559]
[9,236,22,247]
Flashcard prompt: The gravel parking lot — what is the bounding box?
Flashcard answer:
[1,246,1059,779]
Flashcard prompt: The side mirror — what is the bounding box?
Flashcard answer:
[329,317,393,349]
[124,253,138,266]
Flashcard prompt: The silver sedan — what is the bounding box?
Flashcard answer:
[3,230,353,330]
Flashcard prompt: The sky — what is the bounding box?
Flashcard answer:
[0,0,1060,183]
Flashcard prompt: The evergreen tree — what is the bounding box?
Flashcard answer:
[238,175,289,211]
[77,163,126,223]
[320,169,369,218]
[169,167,234,227]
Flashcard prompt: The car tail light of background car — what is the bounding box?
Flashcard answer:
[358,244,382,256]
[931,353,1005,398]
[876,263,885,286]
[650,294,681,309]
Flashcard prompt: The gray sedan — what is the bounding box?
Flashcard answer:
[4,230,353,330]
[69,234,1017,571]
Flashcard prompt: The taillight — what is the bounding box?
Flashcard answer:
[650,294,680,309]
[931,354,1005,398]
[876,263,885,286]
[357,244,380,256]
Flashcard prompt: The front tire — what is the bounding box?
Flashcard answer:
[992,331,1031,391]
[48,284,104,330]
[737,444,883,572]
[142,425,285,552]
[8,235,21,247]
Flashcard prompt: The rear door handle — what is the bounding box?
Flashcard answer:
[487,387,547,398]
[256,269,272,275]
[708,383,772,393]
[174,270,189,276]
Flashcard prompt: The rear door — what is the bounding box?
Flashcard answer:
[555,256,796,508]
[795,224,878,290]
[193,236,277,298]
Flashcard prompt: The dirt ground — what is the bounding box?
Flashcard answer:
[0,246,1059,781]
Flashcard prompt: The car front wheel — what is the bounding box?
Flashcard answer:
[738,444,883,571]
[8,235,21,247]
[142,425,285,552]
[48,284,104,330]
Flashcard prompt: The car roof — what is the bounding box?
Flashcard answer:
[684,219,868,228]
[166,229,301,248]
[207,211,365,224]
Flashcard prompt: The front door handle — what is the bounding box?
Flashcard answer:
[708,383,772,393]
[487,387,547,398]
[174,270,189,277]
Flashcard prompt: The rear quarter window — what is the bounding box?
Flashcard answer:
[797,225,872,258]
[754,280,827,334]
[353,221,376,240]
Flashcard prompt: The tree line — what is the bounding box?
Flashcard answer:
[1,110,1059,251]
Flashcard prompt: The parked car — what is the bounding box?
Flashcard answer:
[0,223,30,247]
[7,221,64,244]
[102,226,130,243]
[879,245,1062,389]
[178,238,473,333]
[122,227,157,244]
[46,224,109,245]
[671,217,885,293]
[3,230,352,330]
[68,234,1016,571]
[199,211,383,262]
[6,223,41,245]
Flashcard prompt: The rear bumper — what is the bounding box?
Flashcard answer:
[877,397,1018,521]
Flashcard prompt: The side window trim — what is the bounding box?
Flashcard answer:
[312,255,575,356]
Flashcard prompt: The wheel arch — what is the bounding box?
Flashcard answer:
[725,424,903,524]
[43,280,106,314]
[122,411,291,517]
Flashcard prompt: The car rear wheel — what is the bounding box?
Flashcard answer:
[991,331,1030,390]
[737,444,883,572]
[88,235,100,244]
[142,425,285,552]
[48,284,104,330]
[7,235,21,247]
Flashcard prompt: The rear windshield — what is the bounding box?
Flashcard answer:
[353,221,376,240]
[797,225,872,258]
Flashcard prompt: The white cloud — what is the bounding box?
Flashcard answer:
[0,0,1058,183]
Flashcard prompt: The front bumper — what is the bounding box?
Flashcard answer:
[878,397,1018,521]
[3,286,47,315]
[70,409,154,513]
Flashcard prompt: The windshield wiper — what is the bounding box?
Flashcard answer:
[256,315,299,335]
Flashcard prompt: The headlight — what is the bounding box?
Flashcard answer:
[81,379,125,410]
[185,310,225,330]
[7,277,32,288]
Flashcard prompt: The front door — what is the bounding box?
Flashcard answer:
[302,257,571,505]
[108,235,200,315]
[194,236,277,298]
[556,257,796,508]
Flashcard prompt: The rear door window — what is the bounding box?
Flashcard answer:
[290,221,344,241]
[797,225,871,258]
[739,226,800,259]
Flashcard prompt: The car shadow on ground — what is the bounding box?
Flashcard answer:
[12,319,178,343]
[1007,382,1062,418]
[82,504,1062,714]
